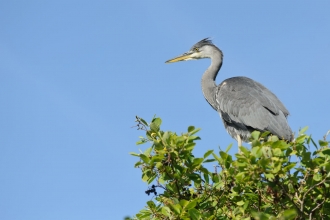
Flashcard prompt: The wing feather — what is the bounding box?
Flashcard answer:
[215,77,292,140]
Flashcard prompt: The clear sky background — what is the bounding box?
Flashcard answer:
[1,1,330,219]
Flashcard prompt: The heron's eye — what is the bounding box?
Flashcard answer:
[194,47,199,52]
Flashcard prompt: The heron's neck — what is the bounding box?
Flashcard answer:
[201,51,223,110]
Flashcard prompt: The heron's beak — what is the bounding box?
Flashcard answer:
[165,52,196,63]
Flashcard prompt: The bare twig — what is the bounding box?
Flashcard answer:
[309,199,326,220]
[301,177,327,212]
[277,183,304,217]
[324,130,330,141]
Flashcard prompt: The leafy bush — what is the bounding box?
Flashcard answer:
[130,116,330,220]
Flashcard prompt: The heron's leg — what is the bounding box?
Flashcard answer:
[237,134,242,153]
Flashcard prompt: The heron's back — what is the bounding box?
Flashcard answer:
[215,77,293,141]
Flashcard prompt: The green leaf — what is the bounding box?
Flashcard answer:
[156,174,164,184]
[150,118,162,132]
[188,135,201,141]
[147,200,156,209]
[251,140,261,147]
[188,208,201,220]
[220,151,228,160]
[147,174,157,184]
[237,161,247,167]
[139,154,150,163]
[212,173,219,183]
[251,212,271,220]
[239,146,250,156]
[237,200,245,206]
[273,148,283,156]
[225,155,232,169]
[151,155,164,163]
[243,200,250,211]
[235,172,245,181]
[192,158,204,168]
[295,135,307,144]
[283,163,296,172]
[138,117,148,126]
[176,136,186,145]
[323,162,330,172]
[289,149,297,156]
[136,139,147,145]
[154,142,165,151]
[200,167,209,174]
[144,147,152,157]
[188,126,195,132]
[185,142,196,151]
[265,173,275,180]
[219,151,233,168]
[203,150,214,159]
[225,143,233,153]
[272,140,290,150]
[258,158,270,168]
[212,153,222,163]
[272,163,281,173]
[269,135,279,142]
[142,173,149,182]
[186,200,197,209]
[203,172,209,184]
[189,127,201,135]
[299,126,309,135]
[260,131,271,138]
[134,161,143,167]
[188,173,201,183]
[310,137,318,149]
[281,209,297,219]
[169,203,181,215]
[319,140,329,147]
[251,130,261,140]
[129,152,140,157]
[162,131,170,144]
[203,159,216,163]
[313,173,322,181]
[180,199,189,209]
[251,146,262,158]
[161,207,171,217]
[322,149,330,156]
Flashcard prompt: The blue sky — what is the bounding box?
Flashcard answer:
[1,1,330,219]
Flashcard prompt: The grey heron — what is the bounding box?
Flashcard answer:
[165,38,293,147]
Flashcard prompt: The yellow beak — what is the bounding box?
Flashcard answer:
[165,52,195,63]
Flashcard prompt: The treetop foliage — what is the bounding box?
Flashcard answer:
[129,116,330,220]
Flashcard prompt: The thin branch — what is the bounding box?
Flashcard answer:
[258,189,263,212]
[301,177,327,212]
[294,192,302,205]
[170,161,182,199]
[309,199,326,220]
[277,183,304,217]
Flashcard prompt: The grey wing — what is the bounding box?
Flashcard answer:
[215,77,292,140]
[253,80,290,117]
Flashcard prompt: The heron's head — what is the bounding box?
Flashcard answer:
[165,38,221,63]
